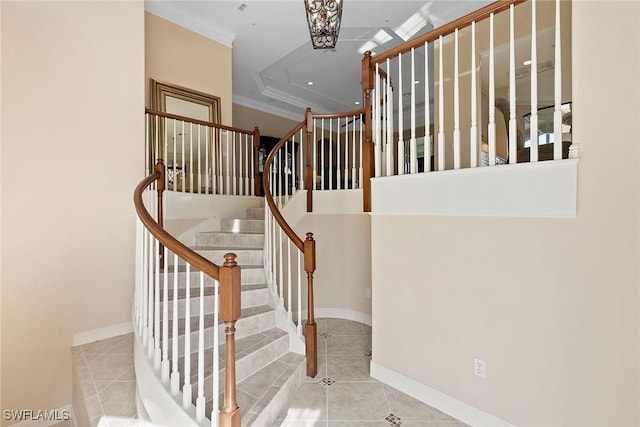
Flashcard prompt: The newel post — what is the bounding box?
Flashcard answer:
[305,108,314,213]
[154,159,165,267]
[362,51,374,213]
[303,233,317,377]
[253,127,262,196]
[219,253,242,427]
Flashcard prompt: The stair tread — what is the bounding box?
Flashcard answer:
[164,304,274,331]
[167,283,267,299]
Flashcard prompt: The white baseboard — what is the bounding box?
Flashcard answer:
[315,308,372,326]
[9,405,73,427]
[370,362,514,427]
[72,321,133,347]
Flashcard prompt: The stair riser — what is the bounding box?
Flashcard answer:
[162,268,266,287]
[168,310,276,356]
[247,362,304,427]
[196,249,264,266]
[195,233,264,248]
[245,208,265,220]
[220,219,264,233]
[164,288,269,318]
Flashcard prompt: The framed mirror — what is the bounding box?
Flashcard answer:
[150,79,221,190]
[151,79,221,124]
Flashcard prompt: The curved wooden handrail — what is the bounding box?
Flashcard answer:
[134,169,220,279]
[262,120,307,252]
[371,0,526,65]
[145,108,256,136]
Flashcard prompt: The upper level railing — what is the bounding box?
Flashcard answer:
[146,109,260,196]
[361,0,573,211]
[133,160,241,427]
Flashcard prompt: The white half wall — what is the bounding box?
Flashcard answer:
[371,160,578,218]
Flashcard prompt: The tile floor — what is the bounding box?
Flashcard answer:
[71,319,466,427]
[274,318,467,427]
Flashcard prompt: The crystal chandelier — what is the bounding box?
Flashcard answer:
[304,0,343,49]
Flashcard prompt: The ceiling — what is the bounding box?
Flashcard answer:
[145,0,493,121]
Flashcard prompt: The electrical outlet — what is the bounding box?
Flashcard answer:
[474,358,486,378]
[365,288,371,299]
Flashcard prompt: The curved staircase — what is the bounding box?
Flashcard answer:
[172,203,306,426]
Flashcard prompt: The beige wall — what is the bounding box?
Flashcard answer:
[1,1,144,423]
[146,12,232,125]
[233,104,300,139]
[295,214,372,316]
[372,2,639,425]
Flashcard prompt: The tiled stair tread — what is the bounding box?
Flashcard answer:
[167,283,267,299]
[177,328,288,380]
[204,352,305,423]
[163,305,274,331]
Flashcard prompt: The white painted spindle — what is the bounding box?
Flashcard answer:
[287,239,292,322]
[321,119,325,189]
[171,254,180,395]
[553,0,562,160]
[196,272,205,421]
[509,5,517,164]
[453,29,461,169]
[437,36,445,171]
[530,0,539,162]
[374,64,381,178]
[398,53,405,175]
[337,118,341,189]
[410,48,417,174]
[470,21,478,169]
[329,119,333,189]
[211,278,220,426]
[297,249,302,336]
[489,13,497,166]
[182,122,186,192]
[154,238,161,369]
[161,246,169,382]
[182,263,192,408]
[425,41,431,172]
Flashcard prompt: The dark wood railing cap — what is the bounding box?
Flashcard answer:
[306,233,314,241]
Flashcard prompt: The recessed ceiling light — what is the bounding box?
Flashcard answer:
[355,101,361,105]
[523,59,532,66]
[238,3,247,11]
[414,80,420,84]
[307,81,314,86]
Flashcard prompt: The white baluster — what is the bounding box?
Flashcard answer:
[386,59,393,176]
[530,0,538,162]
[279,226,284,305]
[198,124,201,193]
[313,120,317,191]
[287,239,292,322]
[337,118,341,189]
[277,150,282,208]
[398,53,405,175]
[299,129,305,190]
[425,41,432,172]
[374,63,381,178]
[343,118,348,188]
[171,254,180,395]
[489,13,497,166]
[218,129,224,194]
[509,6,517,164]
[205,126,209,194]
[251,134,256,196]
[212,126,217,194]
[285,140,289,202]
[320,119,325,190]
[471,24,478,168]
[154,238,161,369]
[359,118,363,187]
[297,248,302,336]
[453,29,461,170]
[553,0,562,160]
[195,272,205,421]
[211,278,220,426]
[225,130,231,194]
[329,119,333,190]
[189,123,194,192]
[161,246,169,382]
[182,121,186,192]
[182,263,192,408]
[410,47,417,174]
[172,119,177,191]
[438,35,445,171]
[352,114,357,187]
[142,227,149,342]
[232,132,237,195]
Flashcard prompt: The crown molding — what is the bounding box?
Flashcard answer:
[145,1,236,47]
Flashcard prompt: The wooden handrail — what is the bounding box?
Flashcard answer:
[371,0,525,65]
[312,108,365,120]
[135,160,241,426]
[263,121,307,252]
[134,167,220,279]
[145,108,256,136]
